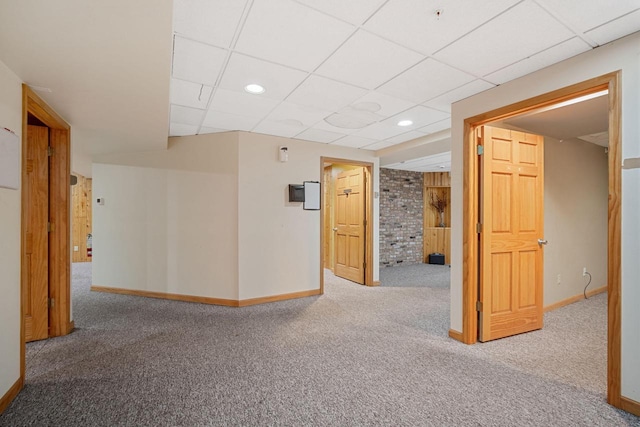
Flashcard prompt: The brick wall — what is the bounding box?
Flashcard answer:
[380,168,423,267]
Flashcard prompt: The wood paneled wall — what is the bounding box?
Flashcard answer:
[72,174,92,263]
[423,172,451,264]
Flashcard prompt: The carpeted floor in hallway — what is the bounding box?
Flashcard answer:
[1,262,638,426]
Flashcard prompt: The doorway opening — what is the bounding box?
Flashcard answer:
[320,157,375,293]
[460,72,622,407]
[20,85,72,379]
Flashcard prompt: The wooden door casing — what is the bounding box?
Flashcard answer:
[334,167,366,284]
[479,126,544,342]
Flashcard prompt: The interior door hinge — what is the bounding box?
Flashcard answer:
[47,146,54,157]
[363,262,366,270]
[477,145,484,156]
[48,298,55,308]
[476,223,482,233]
[476,301,483,311]
[363,219,367,226]
[47,222,55,233]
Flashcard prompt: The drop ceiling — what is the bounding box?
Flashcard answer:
[0,1,638,156]
[169,0,640,151]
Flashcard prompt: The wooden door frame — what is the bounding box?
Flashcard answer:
[320,157,374,293]
[20,85,72,379]
[460,72,622,408]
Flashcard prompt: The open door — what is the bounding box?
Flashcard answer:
[334,166,366,284]
[479,126,544,342]
[23,125,50,342]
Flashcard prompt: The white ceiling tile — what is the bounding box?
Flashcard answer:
[416,118,451,135]
[171,78,213,109]
[219,53,308,100]
[173,0,247,48]
[360,139,397,150]
[382,105,449,129]
[172,36,228,86]
[235,0,355,71]
[209,88,280,118]
[170,123,199,137]
[485,37,591,85]
[365,0,520,55]
[202,110,262,131]
[312,116,365,135]
[253,120,306,138]
[423,80,496,112]
[286,75,368,111]
[330,135,377,148]
[377,58,476,103]
[586,9,640,46]
[170,104,206,126]
[353,121,407,139]
[199,127,228,135]
[351,91,415,118]
[537,0,640,33]
[296,128,346,143]
[315,30,423,89]
[386,152,451,172]
[266,102,331,127]
[434,1,574,77]
[294,0,387,25]
[384,130,425,144]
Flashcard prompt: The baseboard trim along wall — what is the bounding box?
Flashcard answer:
[448,329,464,342]
[543,286,607,313]
[621,396,640,417]
[0,377,23,414]
[90,286,321,308]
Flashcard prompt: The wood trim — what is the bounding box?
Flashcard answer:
[320,157,375,290]
[543,286,607,313]
[91,286,240,307]
[24,86,70,130]
[0,377,23,415]
[606,71,622,409]
[238,289,321,307]
[620,397,640,418]
[369,281,380,287]
[448,329,464,342]
[68,320,75,333]
[91,286,321,308]
[461,71,622,410]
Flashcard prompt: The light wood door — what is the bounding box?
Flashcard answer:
[24,125,50,342]
[334,167,366,284]
[479,126,544,342]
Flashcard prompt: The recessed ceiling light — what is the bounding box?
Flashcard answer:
[244,84,265,94]
[397,120,413,127]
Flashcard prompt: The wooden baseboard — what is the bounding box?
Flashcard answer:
[67,320,75,333]
[448,329,464,342]
[0,377,23,414]
[544,286,607,313]
[91,286,322,308]
[91,286,240,307]
[368,281,381,287]
[238,289,321,307]
[621,396,640,417]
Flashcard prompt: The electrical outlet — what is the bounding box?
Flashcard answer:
[73,246,79,252]
[557,274,561,285]
[583,267,587,277]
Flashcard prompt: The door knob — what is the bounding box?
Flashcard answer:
[333,227,338,231]
[537,239,548,246]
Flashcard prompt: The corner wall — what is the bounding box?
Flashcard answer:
[92,133,240,300]
[450,32,640,401]
[0,59,23,404]
[544,137,608,304]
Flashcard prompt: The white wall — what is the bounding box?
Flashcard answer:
[92,133,240,300]
[237,132,379,299]
[544,137,608,305]
[93,131,379,303]
[0,60,22,399]
[450,32,640,401]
